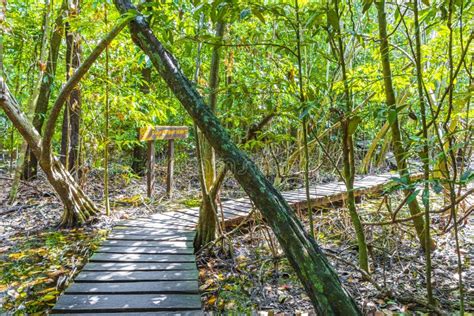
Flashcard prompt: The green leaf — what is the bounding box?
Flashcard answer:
[252,8,265,23]
[460,169,473,184]
[387,108,398,126]
[406,189,420,205]
[240,8,251,20]
[421,0,430,5]
[391,175,409,185]
[327,9,339,30]
[362,0,373,13]
[431,180,443,194]
[306,11,323,29]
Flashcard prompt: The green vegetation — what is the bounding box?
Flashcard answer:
[0,0,472,314]
[1,229,106,313]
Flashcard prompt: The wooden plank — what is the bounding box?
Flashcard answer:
[90,253,196,263]
[75,270,198,282]
[149,213,199,224]
[219,205,248,217]
[311,184,346,192]
[113,226,193,233]
[220,202,252,215]
[52,294,201,313]
[173,208,200,217]
[52,312,202,316]
[101,240,193,248]
[65,280,199,294]
[233,198,253,205]
[114,221,195,230]
[111,228,195,236]
[308,187,345,196]
[134,216,196,225]
[288,186,340,195]
[281,194,305,202]
[144,212,198,222]
[96,246,193,255]
[285,191,325,200]
[82,262,196,272]
[107,234,194,242]
[115,220,194,228]
[222,199,252,207]
[139,126,189,141]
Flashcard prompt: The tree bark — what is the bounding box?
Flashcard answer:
[23,0,67,180]
[113,1,361,313]
[10,0,52,199]
[376,0,434,250]
[131,66,151,175]
[2,17,128,226]
[0,82,98,226]
[331,0,369,272]
[412,0,434,303]
[41,18,129,162]
[61,0,82,177]
[194,21,225,249]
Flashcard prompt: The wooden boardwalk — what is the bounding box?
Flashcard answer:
[52,173,396,314]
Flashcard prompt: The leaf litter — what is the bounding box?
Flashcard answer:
[197,191,473,315]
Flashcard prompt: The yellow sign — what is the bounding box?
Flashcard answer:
[139,126,189,141]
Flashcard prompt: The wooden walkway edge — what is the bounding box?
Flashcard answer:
[51,173,399,315]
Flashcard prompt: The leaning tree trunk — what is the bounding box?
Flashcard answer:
[0,82,98,226]
[376,0,435,250]
[113,1,361,313]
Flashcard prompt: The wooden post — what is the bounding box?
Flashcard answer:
[146,140,155,198]
[167,139,174,198]
[139,126,187,199]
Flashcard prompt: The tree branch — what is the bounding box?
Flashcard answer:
[41,16,132,163]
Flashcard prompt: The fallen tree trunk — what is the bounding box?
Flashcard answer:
[113,1,361,313]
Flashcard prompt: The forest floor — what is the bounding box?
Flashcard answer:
[198,193,473,314]
[0,161,472,315]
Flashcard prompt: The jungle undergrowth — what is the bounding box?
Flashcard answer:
[0,228,106,314]
[197,192,473,314]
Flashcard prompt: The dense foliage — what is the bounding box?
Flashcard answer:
[0,0,472,314]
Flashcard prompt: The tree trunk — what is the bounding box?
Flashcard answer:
[23,0,66,180]
[194,127,219,250]
[376,0,434,250]
[0,82,98,226]
[11,0,52,199]
[2,18,127,225]
[131,66,150,175]
[194,21,225,249]
[331,0,369,272]
[413,0,434,303]
[61,0,82,177]
[113,1,361,313]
